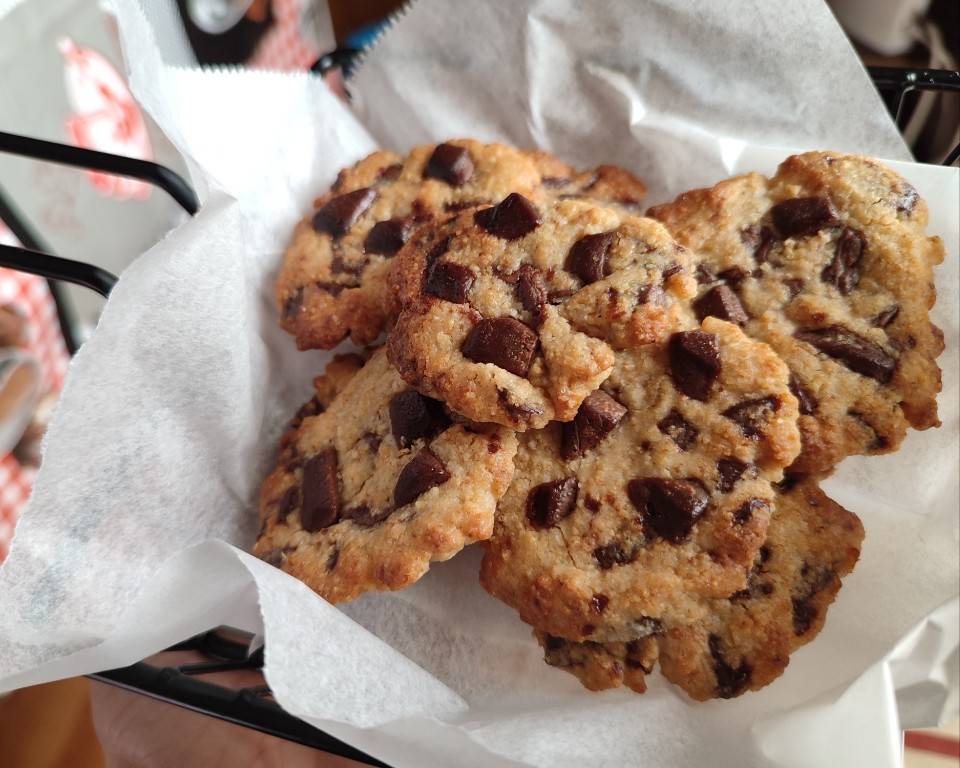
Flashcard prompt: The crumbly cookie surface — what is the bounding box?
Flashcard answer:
[536,631,658,693]
[254,347,518,603]
[657,475,863,699]
[649,151,944,473]
[276,141,648,351]
[534,476,863,698]
[480,317,801,642]
[388,198,698,429]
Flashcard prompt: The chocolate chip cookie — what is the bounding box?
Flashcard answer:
[254,347,518,603]
[276,141,648,351]
[525,150,647,210]
[649,151,944,473]
[277,140,546,350]
[534,476,863,698]
[388,197,698,429]
[479,317,801,642]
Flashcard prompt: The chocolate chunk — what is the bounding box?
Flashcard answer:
[581,623,596,636]
[792,598,818,636]
[593,543,630,570]
[694,285,748,324]
[424,143,474,186]
[362,431,382,453]
[331,255,364,276]
[378,163,403,182]
[636,283,665,306]
[326,546,340,571]
[771,197,839,238]
[628,478,710,543]
[566,231,615,284]
[717,266,748,289]
[793,567,836,634]
[801,562,830,584]
[584,495,601,512]
[849,410,890,450]
[791,566,833,634]
[425,235,451,266]
[755,233,776,264]
[742,224,777,264]
[282,288,303,320]
[315,281,347,296]
[783,277,805,298]
[341,504,393,527]
[716,458,748,493]
[788,374,817,415]
[547,288,577,304]
[364,217,413,256]
[277,486,300,522]
[262,549,284,567]
[561,390,628,459]
[733,497,768,525]
[462,317,538,376]
[394,449,450,508]
[873,305,900,328]
[526,477,579,529]
[696,264,718,284]
[543,634,566,652]
[795,326,896,383]
[662,262,684,279]
[590,594,609,614]
[474,193,541,239]
[722,396,780,438]
[313,188,377,237]
[709,634,751,698]
[279,445,301,472]
[426,262,475,303]
[515,265,548,327]
[896,185,918,214]
[774,472,804,493]
[496,388,544,423]
[729,571,774,602]
[411,200,434,223]
[389,390,449,448]
[657,409,698,450]
[668,331,721,401]
[300,448,341,531]
[289,395,323,430]
[821,227,865,294]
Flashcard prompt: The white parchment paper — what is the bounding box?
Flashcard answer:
[0,2,956,767]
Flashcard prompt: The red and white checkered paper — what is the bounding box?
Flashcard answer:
[0,225,69,562]
[249,0,319,71]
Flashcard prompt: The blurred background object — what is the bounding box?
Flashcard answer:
[828,0,959,164]
[0,0,191,343]
[0,348,40,459]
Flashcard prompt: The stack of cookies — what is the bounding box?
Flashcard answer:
[255,140,943,700]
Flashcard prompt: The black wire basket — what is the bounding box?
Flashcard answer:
[0,61,956,767]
